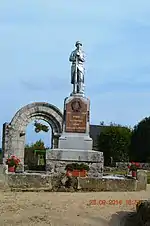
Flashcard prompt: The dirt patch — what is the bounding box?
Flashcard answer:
[0,186,150,225]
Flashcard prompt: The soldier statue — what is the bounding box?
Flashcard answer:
[69,41,85,95]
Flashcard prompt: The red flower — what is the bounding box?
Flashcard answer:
[135,162,140,167]
[6,155,20,167]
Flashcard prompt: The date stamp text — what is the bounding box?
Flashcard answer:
[89,199,142,206]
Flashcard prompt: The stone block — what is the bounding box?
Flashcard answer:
[137,170,147,191]
[7,173,52,189]
[58,133,93,150]
[46,148,104,178]
[46,149,103,162]
[58,95,93,150]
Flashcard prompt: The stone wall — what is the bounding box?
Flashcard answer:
[46,160,103,178]
[2,171,146,192]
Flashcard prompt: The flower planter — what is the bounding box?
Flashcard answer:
[132,170,137,177]
[72,170,80,177]
[79,170,87,177]
[6,155,20,172]
[66,170,87,177]
[8,166,15,173]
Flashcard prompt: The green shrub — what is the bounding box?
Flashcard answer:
[130,164,138,171]
[65,163,89,171]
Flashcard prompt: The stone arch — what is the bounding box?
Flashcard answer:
[2,102,63,168]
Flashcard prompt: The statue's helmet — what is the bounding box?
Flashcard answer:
[75,41,82,47]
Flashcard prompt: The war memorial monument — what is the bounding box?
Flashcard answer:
[46,41,104,177]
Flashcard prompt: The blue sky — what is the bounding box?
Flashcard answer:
[0,0,150,146]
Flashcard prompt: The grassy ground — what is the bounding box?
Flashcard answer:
[105,170,150,184]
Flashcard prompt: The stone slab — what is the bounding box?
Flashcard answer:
[58,133,93,150]
[46,149,103,162]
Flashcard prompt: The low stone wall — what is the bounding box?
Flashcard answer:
[7,173,52,191]
[78,177,137,191]
[2,171,146,192]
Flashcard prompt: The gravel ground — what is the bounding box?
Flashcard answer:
[0,186,150,226]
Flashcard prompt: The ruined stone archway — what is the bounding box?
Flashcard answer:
[2,102,63,167]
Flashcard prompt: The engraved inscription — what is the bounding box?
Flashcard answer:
[65,98,87,133]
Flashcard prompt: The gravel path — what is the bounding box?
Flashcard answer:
[0,186,150,226]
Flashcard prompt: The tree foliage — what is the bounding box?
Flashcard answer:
[97,124,132,165]
[130,117,150,162]
[24,139,47,170]
[25,139,47,151]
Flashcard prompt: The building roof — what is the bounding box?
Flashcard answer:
[90,124,128,150]
[89,125,106,149]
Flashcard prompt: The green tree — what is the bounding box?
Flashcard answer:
[130,117,150,162]
[24,139,47,170]
[25,139,47,151]
[97,124,132,165]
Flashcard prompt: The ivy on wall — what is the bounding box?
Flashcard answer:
[34,121,49,133]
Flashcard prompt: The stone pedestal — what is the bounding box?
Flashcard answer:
[46,93,104,178]
[46,149,104,177]
[58,94,93,150]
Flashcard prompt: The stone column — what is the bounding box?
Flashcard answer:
[2,123,10,163]
[53,134,59,148]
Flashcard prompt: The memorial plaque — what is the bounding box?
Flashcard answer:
[65,98,88,133]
